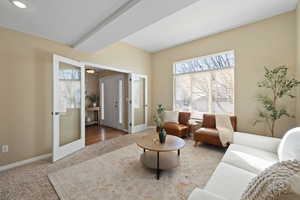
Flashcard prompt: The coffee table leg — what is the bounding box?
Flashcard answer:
[178,149,180,156]
[156,152,160,180]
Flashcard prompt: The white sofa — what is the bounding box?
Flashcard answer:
[188,132,281,200]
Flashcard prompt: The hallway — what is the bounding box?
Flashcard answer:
[85,125,128,145]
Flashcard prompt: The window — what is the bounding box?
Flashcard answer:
[173,50,234,119]
[118,79,123,124]
[58,67,81,113]
[133,76,141,109]
[100,82,104,120]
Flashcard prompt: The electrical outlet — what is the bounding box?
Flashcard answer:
[2,145,8,152]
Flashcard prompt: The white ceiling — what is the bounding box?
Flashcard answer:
[123,0,298,52]
[0,0,130,45]
[0,0,201,52]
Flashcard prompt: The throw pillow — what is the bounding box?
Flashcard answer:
[278,127,300,162]
[241,160,300,200]
[164,111,179,123]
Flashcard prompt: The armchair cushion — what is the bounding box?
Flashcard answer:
[163,122,188,131]
[178,112,191,125]
[197,128,219,136]
[202,114,237,131]
[164,111,179,123]
[162,112,191,137]
[194,128,222,147]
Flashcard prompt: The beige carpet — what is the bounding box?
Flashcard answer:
[49,139,224,200]
[0,130,224,200]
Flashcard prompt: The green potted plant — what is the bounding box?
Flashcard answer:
[154,104,167,143]
[86,94,99,107]
[254,66,300,137]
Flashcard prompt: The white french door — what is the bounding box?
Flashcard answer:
[129,74,148,133]
[52,55,85,162]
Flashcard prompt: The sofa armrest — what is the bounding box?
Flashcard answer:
[188,188,226,200]
[233,132,281,153]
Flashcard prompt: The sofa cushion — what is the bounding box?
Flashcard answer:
[164,111,179,123]
[222,144,278,174]
[188,188,226,200]
[278,127,300,162]
[233,132,281,153]
[205,162,256,200]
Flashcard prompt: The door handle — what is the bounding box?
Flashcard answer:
[51,112,60,115]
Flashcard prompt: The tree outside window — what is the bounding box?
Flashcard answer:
[174,51,234,119]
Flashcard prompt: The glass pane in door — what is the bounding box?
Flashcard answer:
[133,76,145,126]
[58,62,81,146]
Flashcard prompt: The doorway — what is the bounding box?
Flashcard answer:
[52,55,148,161]
[85,67,128,145]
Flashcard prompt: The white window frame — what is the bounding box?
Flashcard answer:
[173,50,235,119]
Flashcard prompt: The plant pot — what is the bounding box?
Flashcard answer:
[92,103,97,107]
[158,128,166,144]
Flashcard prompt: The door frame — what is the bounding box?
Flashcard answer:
[52,55,85,162]
[82,62,132,133]
[52,58,149,162]
[99,74,125,130]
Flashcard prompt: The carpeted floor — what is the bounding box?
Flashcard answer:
[0,129,224,200]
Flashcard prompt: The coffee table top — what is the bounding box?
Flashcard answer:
[136,134,185,152]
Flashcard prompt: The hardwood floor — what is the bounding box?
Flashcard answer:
[85,125,128,145]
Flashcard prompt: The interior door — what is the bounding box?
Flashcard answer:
[100,74,125,130]
[129,74,148,133]
[52,55,85,162]
[100,77,115,127]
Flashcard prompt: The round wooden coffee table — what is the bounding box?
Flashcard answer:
[136,134,185,180]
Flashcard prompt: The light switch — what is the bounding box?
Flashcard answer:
[2,145,8,152]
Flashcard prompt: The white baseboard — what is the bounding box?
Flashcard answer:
[0,153,52,172]
[121,128,129,132]
[0,127,155,172]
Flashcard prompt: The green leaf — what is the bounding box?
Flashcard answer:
[254,65,300,135]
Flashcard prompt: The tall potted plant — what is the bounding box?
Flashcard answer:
[254,66,300,137]
[154,104,167,143]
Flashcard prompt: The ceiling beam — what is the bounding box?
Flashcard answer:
[72,0,141,48]
[73,0,201,52]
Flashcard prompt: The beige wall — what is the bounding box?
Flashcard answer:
[296,1,300,125]
[0,26,152,166]
[152,12,297,137]
[0,10,298,166]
